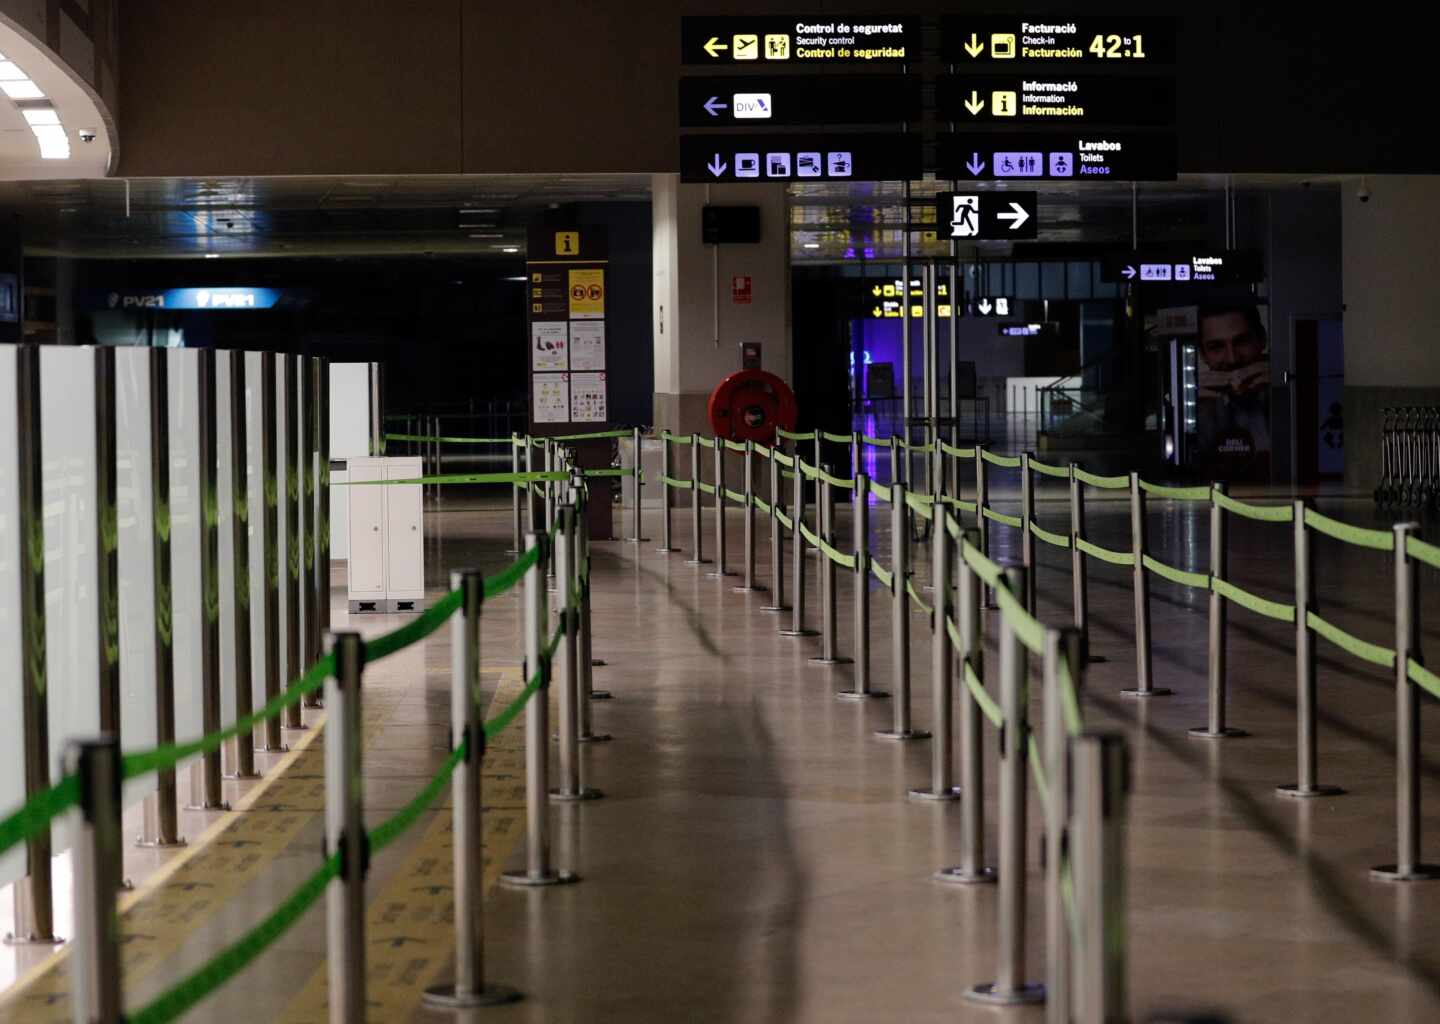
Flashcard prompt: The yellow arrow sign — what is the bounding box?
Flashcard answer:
[872,285,883,297]
[965,90,985,115]
[872,306,883,318]
[965,33,984,57]
[704,36,728,58]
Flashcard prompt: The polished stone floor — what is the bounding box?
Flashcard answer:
[5,488,1440,1023]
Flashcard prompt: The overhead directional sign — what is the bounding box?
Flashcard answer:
[680,133,922,183]
[936,75,1175,126]
[934,192,1038,240]
[1100,251,1265,284]
[682,17,919,65]
[938,132,1177,181]
[679,75,920,127]
[968,296,1017,317]
[940,17,1177,65]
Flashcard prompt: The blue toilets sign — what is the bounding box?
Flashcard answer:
[92,287,286,311]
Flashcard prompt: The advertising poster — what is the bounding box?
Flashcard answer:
[569,372,608,422]
[531,321,568,372]
[534,373,570,423]
[1195,303,1272,481]
[569,321,606,371]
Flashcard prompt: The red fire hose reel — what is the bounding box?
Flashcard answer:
[707,369,798,444]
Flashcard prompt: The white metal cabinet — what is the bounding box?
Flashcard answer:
[346,457,423,613]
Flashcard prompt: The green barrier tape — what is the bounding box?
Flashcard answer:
[1304,508,1394,552]
[906,492,935,522]
[127,853,341,1024]
[661,475,691,490]
[484,664,547,740]
[861,435,890,447]
[871,484,893,503]
[995,582,1046,656]
[983,507,1023,529]
[695,481,717,496]
[1028,736,1050,811]
[1059,661,1084,738]
[813,468,855,489]
[543,618,565,664]
[902,441,935,453]
[1409,535,1440,572]
[906,579,934,617]
[1029,459,1070,479]
[551,428,633,441]
[822,431,854,443]
[726,488,747,504]
[962,661,1004,728]
[530,437,547,448]
[776,510,795,530]
[1075,537,1135,567]
[370,740,468,854]
[940,442,977,459]
[754,443,773,460]
[661,431,692,445]
[1213,491,1294,523]
[820,539,858,570]
[1142,554,1211,590]
[777,428,817,441]
[1408,658,1440,700]
[961,541,1005,590]
[773,451,795,467]
[1306,611,1395,669]
[696,435,716,449]
[340,470,568,487]
[941,495,979,514]
[0,774,81,860]
[723,438,748,452]
[798,521,821,549]
[383,432,514,445]
[581,467,634,478]
[981,450,1022,468]
[945,513,963,542]
[1030,520,1072,550]
[798,461,820,480]
[364,589,465,664]
[1138,480,1211,501]
[1211,577,1295,622]
[1074,468,1130,490]
[755,496,772,515]
[485,547,541,599]
[871,562,894,590]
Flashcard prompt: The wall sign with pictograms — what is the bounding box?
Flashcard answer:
[938,132,1177,181]
[1099,250,1265,284]
[681,17,919,65]
[939,17,1176,64]
[934,191,1038,240]
[732,276,753,304]
[935,75,1175,126]
[526,226,611,433]
[680,133,921,183]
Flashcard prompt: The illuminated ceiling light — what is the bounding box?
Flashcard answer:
[0,61,26,80]
[803,242,820,249]
[1,79,45,100]
[204,253,220,259]
[21,105,59,126]
[501,247,519,254]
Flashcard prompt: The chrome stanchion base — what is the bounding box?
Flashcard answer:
[1276,784,1345,799]
[706,568,738,578]
[282,722,309,731]
[578,733,613,743]
[778,628,820,638]
[908,787,962,802]
[589,690,613,700]
[423,982,523,1008]
[500,869,579,888]
[626,536,652,544]
[656,546,680,554]
[550,787,604,802]
[135,836,188,849]
[1188,726,1249,739]
[592,659,608,667]
[733,584,768,594]
[964,982,1045,1006]
[184,801,232,812]
[1371,864,1440,882]
[222,771,263,781]
[875,729,931,741]
[683,558,713,566]
[1120,687,1173,698]
[3,932,64,947]
[836,689,890,702]
[808,655,854,666]
[934,866,996,886]
[759,603,791,613]
[256,744,290,754]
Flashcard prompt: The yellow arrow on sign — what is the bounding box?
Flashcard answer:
[873,306,883,318]
[872,285,883,297]
[704,36,728,58]
[965,90,985,115]
[965,33,984,57]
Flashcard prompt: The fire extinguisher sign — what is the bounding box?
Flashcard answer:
[732,275,752,304]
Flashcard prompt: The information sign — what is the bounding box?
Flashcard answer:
[679,75,920,127]
[681,133,921,183]
[938,132,1177,181]
[936,75,1174,126]
[682,17,919,65]
[940,17,1177,65]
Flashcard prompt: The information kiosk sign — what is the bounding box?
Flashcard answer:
[526,227,611,434]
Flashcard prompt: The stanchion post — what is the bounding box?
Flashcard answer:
[255,353,286,758]
[524,440,537,536]
[889,435,901,490]
[324,631,367,1024]
[195,349,229,809]
[95,348,121,746]
[709,439,733,577]
[938,527,993,883]
[736,440,764,593]
[284,356,304,730]
[1120,473,1169,697]
[423,572,522,1009]
[851,429,861,483]
[911,505,959,800]
[839,475,886,701]
[657,434,677,553]
[1277,500,1343,798]
[1069,464,1092,663]
[976,444,995,608]
[1020,453,1037,615]
[628,426,648,543]
[66,737,122,1023]
[509,434,523,553]
[779,455,818,638]
[544,441,556,578]
[1191,483,1245,739]
[810,469,849,665]
[227,351,259,778]
[551,506,601,801]
[1043,628,1073,1023]
[502,533,577,887]
[1071,733,1130,1023]
[576,486,613,734]
[966,566,1045,1007]
[876,481,928,740]
[685,434,709,566]
[761,449,788,612]
[1373,522,1440,881]
[302,358,321,711]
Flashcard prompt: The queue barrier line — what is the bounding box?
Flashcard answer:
[1304,508,1395,552]
[776,510,795,530]
[1213,491,1294,523]
[660,431,692,445]
[871,561,895,590]
[983,507,1024,530]
[945,514,963,542]
[1408,535,1440,572]
[906,579,934,617]
[723,438,749,453]
[820,538,858,570]
[961,659,1004,729]
[661,475,691,490]
[860,435,890,447]
[755,496,772,515]
[773,450,796,468]
[726,488,747,505]
[581,467,637,479]
[696,436,716,449]
[777,428,817,441]
[1074,468,1130,490]
[1059,661,1084,737]
[961,540,1005,590]
[1138,480,1212,502]
[1142,554,1211,591]
[822,430,854,444]
[981,450,1022,469]
[754,443,773,460]
[1028,737,1051,812]
[941,495,979,514]
[696,481,717,496]
[871,483,894,503]
[341,470,568,487]
[1211,576,1297,623]
[1029,459,1070,479]
[384,433,515,445]
[906,492,935,522]
[1075,537,1136,568]
[798,521,821,550]
[1306,611,1396,669]
[550,428,634,442]
[994,580,1046,657]
[902,440,935,453]
[940,441,977,460]
[1030,520,1072,550]
[1409,658,1440,701]
[799,462,855,490]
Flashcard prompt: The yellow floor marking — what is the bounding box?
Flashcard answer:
[279,667,530,1023]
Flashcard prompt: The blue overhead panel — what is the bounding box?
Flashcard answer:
[89,287,288,311]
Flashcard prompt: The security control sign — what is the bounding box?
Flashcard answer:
[934,192,1038,240]
[938,132,1177,181]
[681,16,919,65]
[940,17,1177,64]
[680,133,922,183]
[1100,251,1265,284]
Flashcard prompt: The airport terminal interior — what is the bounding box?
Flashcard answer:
[3,6,1440,1023]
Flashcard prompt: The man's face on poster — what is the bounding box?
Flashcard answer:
[1199,311,1264,372]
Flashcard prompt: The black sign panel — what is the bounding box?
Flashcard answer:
[682,16,919,65]
[938,132,1177,181]
[934,192,1038,240]
[940,17,1177,65]
[1099,251,1265,284]
[681,133,922,183]
[936,75,1175,126]
[679,75,920,127]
